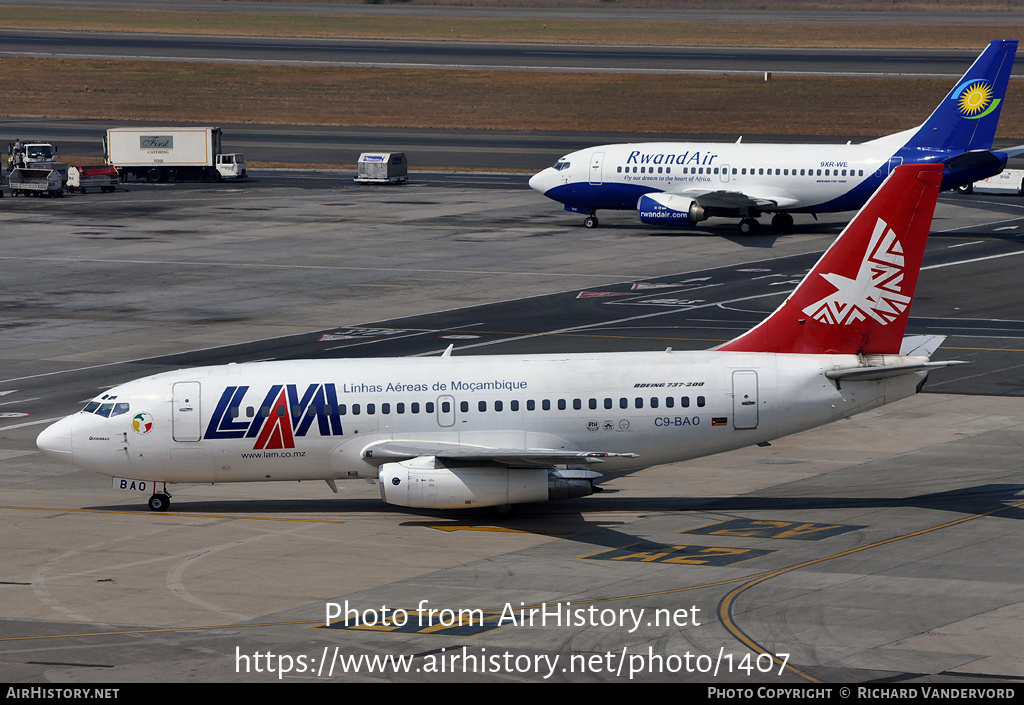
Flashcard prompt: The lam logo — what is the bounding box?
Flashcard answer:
[802,218,910,326]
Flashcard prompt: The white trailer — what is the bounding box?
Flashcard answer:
[9,167,64,197]
[957,168,1024,195]
[68,165,118,193]
[354,152,408,184]
[104,127,246,183]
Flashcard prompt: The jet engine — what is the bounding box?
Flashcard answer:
[637,193,706,226]
[377,456,598,509]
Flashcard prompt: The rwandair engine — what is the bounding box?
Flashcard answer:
[377,456,598,509]
[637,193,706,226]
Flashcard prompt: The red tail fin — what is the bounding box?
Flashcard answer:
[719,164,943,355]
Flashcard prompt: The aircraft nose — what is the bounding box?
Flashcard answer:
[37,416,74,462]
[529,169,551,194]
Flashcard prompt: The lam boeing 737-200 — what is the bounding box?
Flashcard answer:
[37,163,959,513]
[529,40,1018,234]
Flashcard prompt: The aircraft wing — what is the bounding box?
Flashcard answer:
[360,440,637,468]
[673,187,801,210]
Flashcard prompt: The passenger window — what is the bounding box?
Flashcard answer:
[527,400,535,411]
[397,403,405,414]
[411,402,420,413]
[339,404,347,416]
[230,406,239,418]
[495,400,503,412]
[558,399,566,410]
[382,403,390,414]
[426,402,435,413]
[589,398,597,410]
[542,399,551,411]
[635,397,643,409]
[352,404,361,415]
[697,396,706,407]
[367,403,376,415]
[605,398,613,409]
[478,401,487,412]
[650,397,659,409]
[665,397,674,409]
[440,401,449,413]
[511,400,519,411]
[681,397,689,408]
[460,401,469,412]
[246,406,254,418]
[619,398,628,409]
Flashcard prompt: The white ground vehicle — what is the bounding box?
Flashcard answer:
[67,165,118,193]
[957,168,1024,195]
[354,152,408,184]
[6,140,68,192]
[9,168,64,197]
[104,127,246,183]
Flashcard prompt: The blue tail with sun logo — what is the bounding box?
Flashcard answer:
[903,40,1017,152]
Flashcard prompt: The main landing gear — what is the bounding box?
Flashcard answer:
[584,215,599,228]
[148,483,172,511]
[737,212,794,235]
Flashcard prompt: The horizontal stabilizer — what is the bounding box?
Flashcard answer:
[998,144,1024,159]
[825,360,967,382]
[899,334,946,357]
[943,149,1006,172]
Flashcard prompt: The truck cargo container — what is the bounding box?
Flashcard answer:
[354,152,408,184]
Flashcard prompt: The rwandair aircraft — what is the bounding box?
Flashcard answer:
[529,40,1017,235]
[37,164,959,513]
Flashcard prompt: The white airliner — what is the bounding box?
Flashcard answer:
[37,164,957,513]
[529,40,1017,234]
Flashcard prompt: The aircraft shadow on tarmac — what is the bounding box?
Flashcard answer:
[82,482,1024,555]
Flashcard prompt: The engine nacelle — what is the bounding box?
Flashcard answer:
[377,456,598,509]
[637,193,706,226]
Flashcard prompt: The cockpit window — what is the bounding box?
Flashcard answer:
[553,160,570,171]
[81,400,130,417]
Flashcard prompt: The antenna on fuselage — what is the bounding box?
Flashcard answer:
[442,344,454,358]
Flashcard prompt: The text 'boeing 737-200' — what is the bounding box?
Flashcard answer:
[37,163,962,514]
[529,40,1019,235]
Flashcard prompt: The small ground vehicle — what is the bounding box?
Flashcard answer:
[354,152,408,184]
[9,167,64,197]
[68,165,119,193]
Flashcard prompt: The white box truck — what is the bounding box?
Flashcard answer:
[957,168,1024,195]
[104,127,246,183]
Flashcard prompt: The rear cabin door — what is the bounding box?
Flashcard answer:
[172,381,202,442]
[732,371,759,429]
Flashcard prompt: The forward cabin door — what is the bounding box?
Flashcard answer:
[172,381,202,442]
[732,371,759,429]
[589,152,605,185]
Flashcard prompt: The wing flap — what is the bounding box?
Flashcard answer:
[361,440,637,467]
